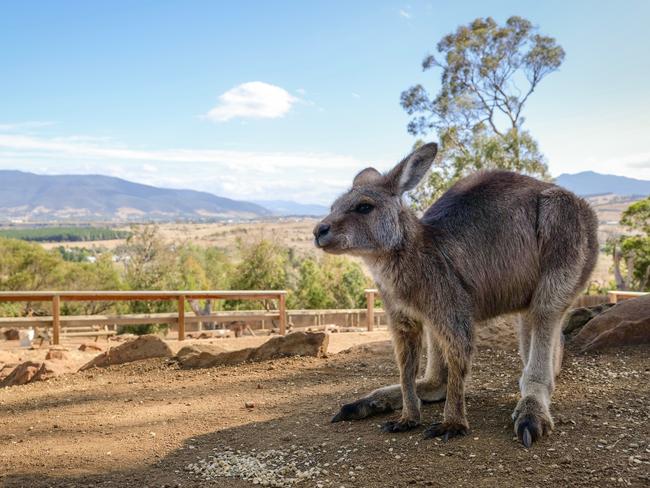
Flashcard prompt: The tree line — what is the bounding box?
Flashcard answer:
[0,226,131,242]
[0,226,372,318]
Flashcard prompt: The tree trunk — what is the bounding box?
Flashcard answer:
[612,245,626,290]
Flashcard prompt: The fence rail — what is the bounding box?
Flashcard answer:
[0,290,287,345]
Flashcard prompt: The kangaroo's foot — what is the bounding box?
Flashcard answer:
[381,418,420,433]
[512,396,554,448]
[331,396,395,423]
[422,420,469,441]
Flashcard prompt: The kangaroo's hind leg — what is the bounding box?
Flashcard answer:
[513,188,594,447]
[519,312,563,378]
[332,326,447,423]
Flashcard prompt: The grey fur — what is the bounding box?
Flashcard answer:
[315,142,598,446]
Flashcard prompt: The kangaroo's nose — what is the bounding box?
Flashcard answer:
[313,222,331,239]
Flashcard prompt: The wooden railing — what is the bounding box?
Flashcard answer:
[0,290,287,345]
[607,290,649,303]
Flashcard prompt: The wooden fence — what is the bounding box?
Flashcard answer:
[0,290,287,345]
[1,289,644,346]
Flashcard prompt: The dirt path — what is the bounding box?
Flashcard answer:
[0,342,648,487]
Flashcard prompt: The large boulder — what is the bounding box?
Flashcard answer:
[0,360,73,387]
[571,295,650,352]
[79,334,173,371]
[176,332,329,369]
[563,303,615,336]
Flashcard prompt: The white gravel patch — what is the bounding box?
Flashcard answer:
[187,446,324,487]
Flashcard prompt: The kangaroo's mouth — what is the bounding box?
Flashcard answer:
[314,236,348,254]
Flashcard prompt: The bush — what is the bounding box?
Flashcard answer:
[118,324,169,336]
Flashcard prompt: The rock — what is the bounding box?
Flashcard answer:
[79,334,173,371]
[249,331,328,361]
[0,361,41,386]
[571,295,650,352]
[175,344,228,368]
[340,340,394,355]
[78,342,105,352]
[45,347,70,361]
[563,303,615,336]
[3,328,20,341]
[0,360,73,387]
[176,332,329,369]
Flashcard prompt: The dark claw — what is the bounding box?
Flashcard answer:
[522,427,532,448]
[422,421,468,440]
[516,416,541,448]
[381,419,420,433]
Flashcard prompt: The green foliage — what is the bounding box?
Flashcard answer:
[291,256,371,309]
[611,197,650,291]
[56,246,94,262]
[0,238,68,291]
[118,323,169,336]
[0,226,130,242]
[621,197,650,235]
[401,16,563,209]
[226,239,290,310]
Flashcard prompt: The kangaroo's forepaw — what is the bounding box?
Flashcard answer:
[422,421,469,441]
[381,418,420,433]
[331,397,394,423]
[512,396,554,448]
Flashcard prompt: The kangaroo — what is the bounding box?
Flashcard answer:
[313,143,598,447]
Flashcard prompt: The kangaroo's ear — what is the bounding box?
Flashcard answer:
[385,142,438,194]
[353,167,382,187]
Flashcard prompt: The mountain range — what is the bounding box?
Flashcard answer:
[555,171,650,197]
[0,169,647,223]
[0,170,270,222]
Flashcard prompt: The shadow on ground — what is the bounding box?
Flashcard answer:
[2,346,648,488]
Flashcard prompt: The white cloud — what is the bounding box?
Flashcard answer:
[205,81,299,122]
[399,9,411,19]
[0,121,55,131]
[0,132,378,204]
[351,92,361,99]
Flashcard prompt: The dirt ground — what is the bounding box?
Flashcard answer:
[0,331,648,487]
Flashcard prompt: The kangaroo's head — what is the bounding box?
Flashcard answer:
[313,142,438,256]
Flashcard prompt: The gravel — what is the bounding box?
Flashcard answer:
[187,446,324,487]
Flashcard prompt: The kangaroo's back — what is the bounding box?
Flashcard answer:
[421,171,597,320]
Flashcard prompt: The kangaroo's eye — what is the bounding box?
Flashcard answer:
[354,203,374,214]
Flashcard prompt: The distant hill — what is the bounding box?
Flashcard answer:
[0,170,271,222]
[254,200,328,217]
[555,171,650,197]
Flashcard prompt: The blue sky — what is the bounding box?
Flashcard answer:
[1,0,649,204]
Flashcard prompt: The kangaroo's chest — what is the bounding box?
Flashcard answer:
[369,262,430,320]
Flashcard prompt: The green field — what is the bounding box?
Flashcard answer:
[0,226,131,242]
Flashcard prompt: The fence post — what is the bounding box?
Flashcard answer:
[278,292,287,335]
[178,295,186,341]
[52,295,61,345]
[366,289,375,332]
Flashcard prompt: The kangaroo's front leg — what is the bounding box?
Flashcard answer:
[381,313,423,433]
[331,327,446,423]
[423,320,473,441]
